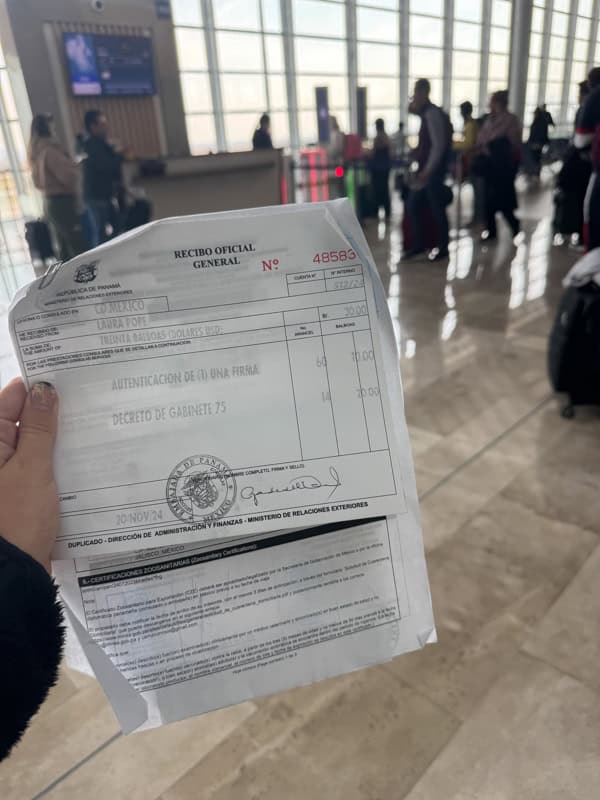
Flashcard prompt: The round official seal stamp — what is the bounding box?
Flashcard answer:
[166,455,236,522]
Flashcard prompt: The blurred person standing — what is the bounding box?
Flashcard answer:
[252,113,273,150]
[476,90,522,240]
[553,81,592,243]
[27,113,87,261]
[539,104,555,131]
[405,78,452,260]
[453,101,479,154]
[528,104,554,177]
[453,101,483,226]
[82,110,125,247]
[327,116,345,164]
[391,122,406,160]
[325,116,346,200]
[371,118,391,219]
[574,80,590,131]
[575,67,600,249]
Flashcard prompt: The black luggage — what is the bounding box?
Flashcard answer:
[548,283,600,416]
[400,184,452,252]
[24,219,55,262]
[357,183,377,220]
[553,146,591,237]
[553,189,584,237]
[401,194,438,251]
[124,197,152,231]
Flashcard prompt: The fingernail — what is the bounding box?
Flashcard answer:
[30,382,56,410]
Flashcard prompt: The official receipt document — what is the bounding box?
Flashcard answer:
[10,200,435,731]
[10,201,417,559]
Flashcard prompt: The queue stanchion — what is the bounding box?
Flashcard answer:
[455,155,463,238]
[298,147,329,203]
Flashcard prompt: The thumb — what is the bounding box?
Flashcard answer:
[16,382,59,477]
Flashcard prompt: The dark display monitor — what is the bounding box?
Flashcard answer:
[63,33,156,97]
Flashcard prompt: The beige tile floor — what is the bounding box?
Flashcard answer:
[1,185,599,799]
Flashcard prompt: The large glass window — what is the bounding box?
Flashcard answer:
[294,2,349,145]
[216,1,288,150]
[175,0,288,152]
[525,0,547,127]
[171,0,202,27]
[525,0,589,135]
[451,0,485,129]
[486,0,512,98]
[213,0,261,30]
[173,6,216,154]
[0,41,35,302]
[568,0,594,129]
[294,0,345,36]
[171,0,600,154]
[357,2,400,138]
[408,0,444,125]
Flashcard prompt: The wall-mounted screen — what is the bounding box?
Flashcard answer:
[63,33,156,97]
[64,33,101,95]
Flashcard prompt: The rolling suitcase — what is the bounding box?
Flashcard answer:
[124,197,152,231]
[357,183,377,220]
[401,188,439,251]
[553,189,584,238]
[548,283,600,417]
[553,146,590,237]
[24,219,55,262]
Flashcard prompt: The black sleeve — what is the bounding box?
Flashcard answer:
[0,537,65,762]
[87,139,123,181]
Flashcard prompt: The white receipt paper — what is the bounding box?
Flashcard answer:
[55,516,435,733]
[12,200,409,559]
[10,200,434,730]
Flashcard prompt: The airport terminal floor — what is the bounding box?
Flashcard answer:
[1,181,599,798]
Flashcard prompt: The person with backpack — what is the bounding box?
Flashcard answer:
[575,67,600,251]
[404,78,452,261]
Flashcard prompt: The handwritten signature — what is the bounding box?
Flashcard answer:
[241,467,341,507]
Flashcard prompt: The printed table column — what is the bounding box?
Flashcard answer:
[322,326,370,455]
[285,309,338,459]
[353,329,388,451]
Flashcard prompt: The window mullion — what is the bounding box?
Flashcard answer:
[400,0,409,124]
[560,0,579,131]
[280,0,299,150]
[346,0,357,132]
[201,0,226,150]
[478,0,493,113]
[537,0,554,107]
[587,0,600,70]
[443,0,454,110]
[258,0,271,112]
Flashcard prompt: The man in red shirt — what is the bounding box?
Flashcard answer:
[574,67,600,250]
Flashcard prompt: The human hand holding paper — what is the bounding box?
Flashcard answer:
[0,379,59,572]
